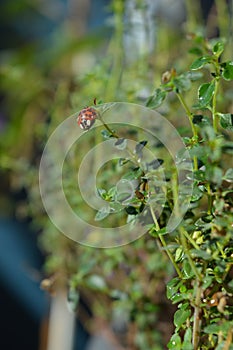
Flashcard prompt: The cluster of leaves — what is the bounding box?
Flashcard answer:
[86,35,233,349]
[95,136,165,222]
[145,36,233,349]
[147,36,233,131]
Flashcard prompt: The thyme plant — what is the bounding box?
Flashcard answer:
[80,35,233,349]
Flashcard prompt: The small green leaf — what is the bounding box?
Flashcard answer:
[206,166,223,185]
[114,138,127,150]
[175,247,184,262]
[108,186,117,199]
[101,129,112,139]
[212,41,224,57]
[146,88,167,108]
[97,188,107,199]
[219,113,233,130]
[190,55,212,70]
[95,206,110,221]
[193,170,206,181]
[174,308,191,329]
[227,279,233,289]
[189,144,206,159]
[202,275,213,289]
[190,249,212,260]
[195,217,212,231]
[171,293,189,304]
[149,227,167,238]
[167,333,182,350]
[173,73,192,92]
[183,328,193,350]
[122,167,143,180]
[188,47,203,56]
[183,260,195,279]
[221,61,233,80]
[198,81,215,107]
[166,277,182,299]
[191,185,204,202]
[204,323,221,334]
[224,168,233,182]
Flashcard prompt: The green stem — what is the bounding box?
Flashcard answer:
[176,92,198,171]
[179,227,202,281]
[99,115,119,139]
[216,241,227,259]
[172,173,202,279]
[99,116,143,170]
[171,172,201,251]
[150,206,183,278]
[192,279,202,350]
[176,92,197,138]
[212,78,220,133]
[182,229,201,251]
[206,182,213,215]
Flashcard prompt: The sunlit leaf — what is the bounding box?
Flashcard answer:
[224,168,233,182]
[198,81,215,107]
[190,56,212,70]
[183,260,195,279]
[167,333,182,350]
[221,61,233,80]
[219,113,233,130]
[212,41,224,57]
[166,278,182,299]
[174,307,191,329]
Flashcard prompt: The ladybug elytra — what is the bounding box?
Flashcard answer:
[77,107,98,130]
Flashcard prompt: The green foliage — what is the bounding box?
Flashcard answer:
[144,33,233,349]
[93,34,233,349]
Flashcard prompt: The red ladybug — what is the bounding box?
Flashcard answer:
[77,107,98,130]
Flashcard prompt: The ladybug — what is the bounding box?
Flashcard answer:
[77,107,98,130]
